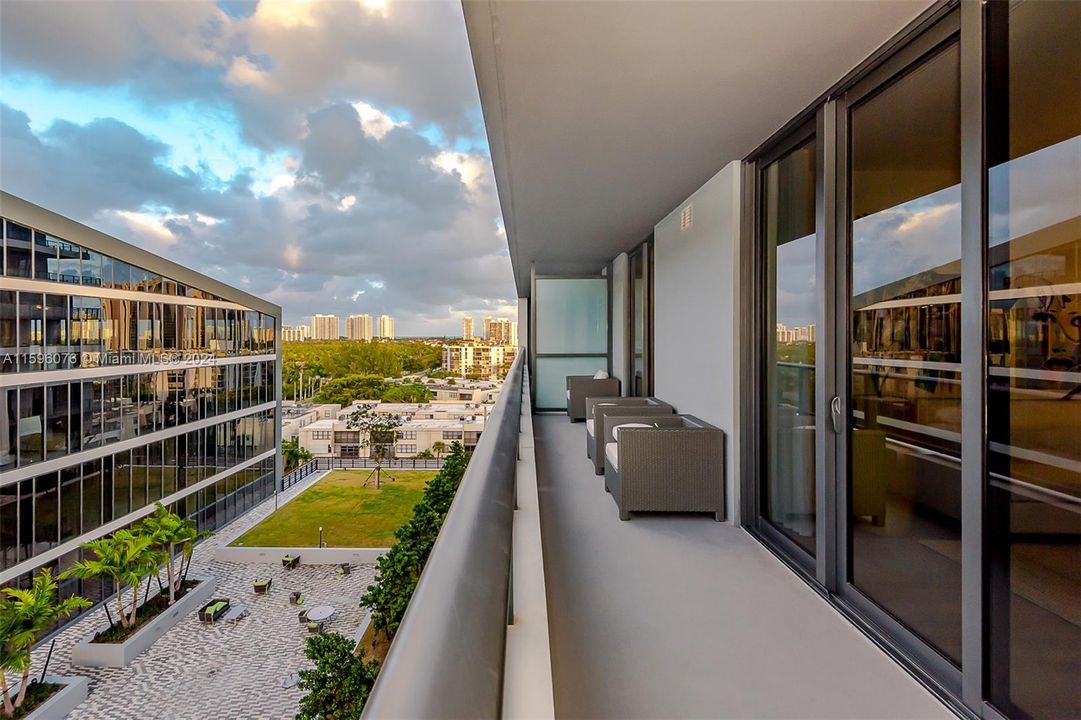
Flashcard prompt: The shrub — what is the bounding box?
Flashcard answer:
[359,442,468,638]
[296,633,379,720]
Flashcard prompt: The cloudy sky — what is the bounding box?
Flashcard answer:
[0,0,516,335]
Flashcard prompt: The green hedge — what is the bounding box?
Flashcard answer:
[359,442,469,638]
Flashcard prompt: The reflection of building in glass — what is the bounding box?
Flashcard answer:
[775,323,816,343]
[0,192,281,635]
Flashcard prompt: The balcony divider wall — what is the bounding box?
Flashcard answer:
[529,272,610,411]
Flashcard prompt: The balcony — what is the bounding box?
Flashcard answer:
[361,353,951,719]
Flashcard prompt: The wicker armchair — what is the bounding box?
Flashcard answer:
[565,375,620,421]
[603,415,725,521]
[588,399,675,474]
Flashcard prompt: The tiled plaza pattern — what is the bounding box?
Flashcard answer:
[21,471,377,720]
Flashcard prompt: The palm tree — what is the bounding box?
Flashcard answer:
[430,441,447,460]
[282,439,313,472]
[140,503,209,605]
[61,530,162,629]
[0,569,90,715]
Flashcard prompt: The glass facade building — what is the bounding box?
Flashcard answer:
[0,193,281,631]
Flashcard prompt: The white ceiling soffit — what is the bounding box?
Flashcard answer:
[463,0,933,295]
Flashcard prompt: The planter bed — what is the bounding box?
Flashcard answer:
[215,546,388,566]
[71,577,217,668]
[7,675,88,720]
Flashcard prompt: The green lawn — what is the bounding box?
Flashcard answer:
[229,469,437,548]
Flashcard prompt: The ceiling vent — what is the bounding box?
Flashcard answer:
[680,204,693,232]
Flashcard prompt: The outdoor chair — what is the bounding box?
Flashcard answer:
[290,591,304,605]
[586,397,674,473]
[297,608,309,623]
[336,563,351,576]
[281,554,300,569]
[306,621,324,634]
[253,579,272,595]
[603,414,725,521]
[199,598,231,623]
[566,375,620,422]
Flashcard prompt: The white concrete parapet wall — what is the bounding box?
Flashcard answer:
[502,366,555,719]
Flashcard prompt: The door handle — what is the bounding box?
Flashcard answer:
[830,396,843,434]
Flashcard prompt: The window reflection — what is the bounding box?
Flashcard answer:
[986,2,1080,717]
[848,42,962,665]
[763,137,817,556]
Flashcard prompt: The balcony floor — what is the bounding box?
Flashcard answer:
[533,414,953,720]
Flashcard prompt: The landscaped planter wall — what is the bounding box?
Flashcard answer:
[214,546,388,565]
[17,675,88,720]
[71,577,217,668]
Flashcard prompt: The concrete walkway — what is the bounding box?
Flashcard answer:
[534,414,954,719]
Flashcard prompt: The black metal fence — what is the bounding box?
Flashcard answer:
[281,456,446,490]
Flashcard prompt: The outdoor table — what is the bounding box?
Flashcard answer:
[307,605,335,623]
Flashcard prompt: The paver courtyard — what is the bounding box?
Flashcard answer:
[23,472,377,720]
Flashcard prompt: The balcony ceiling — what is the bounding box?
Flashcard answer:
[463,0,932,295]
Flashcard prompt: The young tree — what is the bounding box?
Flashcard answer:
[430,441,447,460]
[296,633,380,720]
[61,530,162,629]
[415,448,434,459]
[139,503,208,605]
[347,405,403,488]
[0,569,90,716]
[282,439,313,472]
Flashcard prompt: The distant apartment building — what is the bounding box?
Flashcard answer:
[310,314,339,340]
[376,315,395,339]
[442,343,515,380]
[281,324,310,342]
[281,401,342,442]
[775,323,816,343]
[462,316,474,340]
[297,400,488,459]
[0,193,281,630]
[483,316,518,346]
[346,314,373,341]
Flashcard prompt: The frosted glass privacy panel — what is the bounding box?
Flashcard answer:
[535,278,608,354]
[535,357,608,410]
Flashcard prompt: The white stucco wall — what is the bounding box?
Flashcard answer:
[653,160,742,523]
[610,253,630,395]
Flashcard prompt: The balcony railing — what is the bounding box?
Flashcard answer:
[361,350,527,718]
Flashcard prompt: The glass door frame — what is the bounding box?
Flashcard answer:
[627,238,655,398]
[742,3,994,717]
[744,118,819,577]
[831,7,966,704]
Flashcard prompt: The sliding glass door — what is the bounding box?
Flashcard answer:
[749,5,1076,715]
[842,32,964,671]
[629,241,653,397]
[985,2,1080,717]
[758,128,818,561]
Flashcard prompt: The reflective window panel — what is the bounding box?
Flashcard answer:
[763,137,818,556]
[848,41,962,665]
[986,2,1081,717]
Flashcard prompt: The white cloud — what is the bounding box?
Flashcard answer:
[351,101,404,140]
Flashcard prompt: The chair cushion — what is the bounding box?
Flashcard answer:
[566,389,570,400]
[593,370,609,379]
[612,422,653,440]
[605,442,619,471]
[586,418,595,434]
